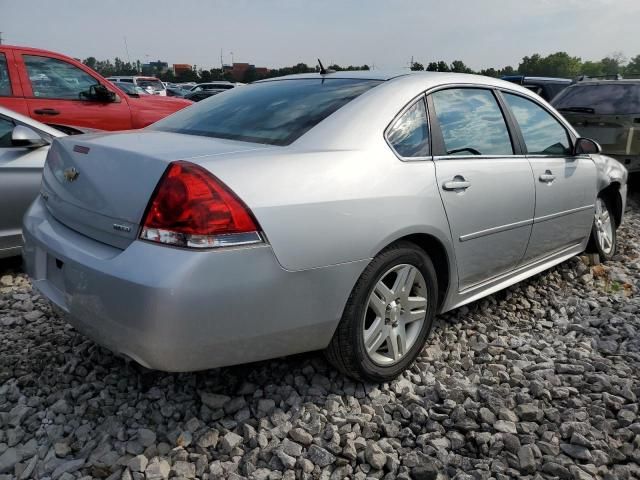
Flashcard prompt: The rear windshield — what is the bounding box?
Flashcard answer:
[151,78,382,146]
[137,79,164,90]
[553,83,640,114]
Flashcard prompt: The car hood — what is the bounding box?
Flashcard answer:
[130,95,193,110]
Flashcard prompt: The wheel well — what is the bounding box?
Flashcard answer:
[599,182,623,227]
[394,233,450,311]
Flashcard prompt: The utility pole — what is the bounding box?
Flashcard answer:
[123,36,132,66]
[220,48,223,70]
[0,32,3,45]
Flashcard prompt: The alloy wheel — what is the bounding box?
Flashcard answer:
[595,197,614,255]
[363,264,428,366]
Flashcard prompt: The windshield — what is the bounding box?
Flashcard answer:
[137,79,164,91]
[151,78,382,146]
[553,83,640,114]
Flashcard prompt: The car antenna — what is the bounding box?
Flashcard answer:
[318,59,335,75]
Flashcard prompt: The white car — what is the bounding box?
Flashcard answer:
[106,76,167,96]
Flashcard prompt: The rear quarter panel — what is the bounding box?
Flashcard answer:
[198,143,454,273]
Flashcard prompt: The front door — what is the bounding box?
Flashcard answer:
[16,52,132,131]
[501,92,596,262]
[429,87,535,291]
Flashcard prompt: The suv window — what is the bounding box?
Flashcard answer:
[553,83,640,115]
[504,93,571,155]
[0,54,11,96]
[431,88,513,156]
[386,98,429,157]
[152,78,382,146]
[24,55,99,99]
[0,116,15,147]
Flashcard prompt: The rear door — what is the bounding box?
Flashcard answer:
[428,87,535,291]
[0,49,29,116]
[14,50,133,130]
[502,92,596,262]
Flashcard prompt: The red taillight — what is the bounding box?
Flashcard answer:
[140,161,262,248]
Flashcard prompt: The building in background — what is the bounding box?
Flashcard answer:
[173,64,193,76]
[223,62,270,81]
[142,60,169,76]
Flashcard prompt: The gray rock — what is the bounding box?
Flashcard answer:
[560,443,593,461]
[220,432,243,453]
[0,448,21,474]
[365,442,386,470]
[494,420,517,434]
[517,445,536,473]
[199,392,230,410]
[51,459,84,479]
[288,428,313,446]
[307,445,335,467]
[137,428,156,447]
[145,458,170,480]
[127,455,148,473]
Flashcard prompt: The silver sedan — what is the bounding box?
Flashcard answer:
[22,71,627,382]
[0,107,66,259]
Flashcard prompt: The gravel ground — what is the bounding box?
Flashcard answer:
[1,193,640,480]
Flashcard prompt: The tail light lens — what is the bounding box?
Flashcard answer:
[140,161,263,248]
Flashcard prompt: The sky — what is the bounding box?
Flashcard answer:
[2,0,639,71]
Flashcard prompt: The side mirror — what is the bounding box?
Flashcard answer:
[80,84,116,102]
[574,137,602,155]
[11,125,48,148]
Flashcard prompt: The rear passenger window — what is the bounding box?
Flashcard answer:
[432,88,513,156]
[504,93,571,155]
[386,99,429,158]
[0,54,11,96]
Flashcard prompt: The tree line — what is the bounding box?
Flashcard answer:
[82,51,640,84]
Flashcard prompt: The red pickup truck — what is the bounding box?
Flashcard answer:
[0,45,192,131]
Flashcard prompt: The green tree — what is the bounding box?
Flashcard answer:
[600,55,625,75]
[410,62,424,71]
[479,68,498,77]
[581,61,604,77]
[83,57,97,71]
[518,52,581,77]
[627,54,640,74]
[426,62,438,71]
[450,60,473,73]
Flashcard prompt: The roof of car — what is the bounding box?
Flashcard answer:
[256,70,409,82]
[573,78,640,85]
[502,75,572,84]
[255,70,535,94]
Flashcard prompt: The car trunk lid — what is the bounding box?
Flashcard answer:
[41,131,268,249]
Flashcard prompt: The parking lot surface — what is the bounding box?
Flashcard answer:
[0,194,639,480]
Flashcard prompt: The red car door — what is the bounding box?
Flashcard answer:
[0,48,29,116]
[14,49,133,131]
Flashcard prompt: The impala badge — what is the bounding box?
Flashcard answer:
[113,224,132,233]
[63,167,79,182]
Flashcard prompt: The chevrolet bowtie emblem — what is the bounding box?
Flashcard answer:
[63,167,79,182]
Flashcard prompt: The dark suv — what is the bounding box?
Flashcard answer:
[552,78,640,173]
[502,75,571,101]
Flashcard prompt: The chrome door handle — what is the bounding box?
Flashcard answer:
[442,176,471,191]
[539,171,556,183]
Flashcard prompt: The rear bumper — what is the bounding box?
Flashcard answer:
[23,198,365,371]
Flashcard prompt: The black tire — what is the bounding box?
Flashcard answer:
[324,241,438,383]
[586,195,617,262]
